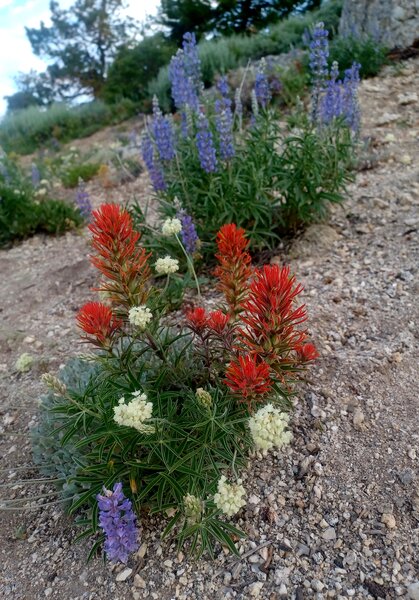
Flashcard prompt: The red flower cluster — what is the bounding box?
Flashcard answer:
[295,342,319,363]
[225,354,272,409]
[186,307,208,333]
[89,204,151,310]
[77,302,122,348]
[214,224,252,316]
[240,264,308,366]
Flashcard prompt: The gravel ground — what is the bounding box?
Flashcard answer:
[0,59,418,600]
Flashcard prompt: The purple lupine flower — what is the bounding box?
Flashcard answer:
[31,163,40,187]
[254,68,271,108]
[169,51,199,114]
[342,63,361,132]
[182,32,202,93]
[309,22,330,121]
[141,134,167,192]
[75,180,92,220]
[217,76,230,98]
[195,112,217,173]
[177,209,199,254]
[215,99,235,161]
[151,97,176,161]
[321,61,342,125]
[97,482,139,564]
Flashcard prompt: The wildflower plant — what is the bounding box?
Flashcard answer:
[138,29,358,252]
[33,205,318,560]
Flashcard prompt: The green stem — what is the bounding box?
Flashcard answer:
[175,234,201,299]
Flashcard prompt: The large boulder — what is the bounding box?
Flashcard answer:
[339,0,419,50]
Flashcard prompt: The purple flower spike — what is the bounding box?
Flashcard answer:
[141,134,167,192]
[177,209,199,254]
[97,482,139,564]
[342,63,361,132]
[309,22,330,121]
[31,163,40,187]
[75,180,92,220]
[215,99,235,161]
[151,97,176,161]
[254,71,271,108]
[196,112,217,173]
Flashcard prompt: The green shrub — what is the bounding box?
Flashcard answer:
[149,0,342,108]
[0,185,82,246]
[328,34,388,79]
[32,358,100,501]
[33,204,318,559]
[61,162,101,188]
[0,99,137,155]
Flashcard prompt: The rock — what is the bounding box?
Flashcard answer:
[398,92,418,105]
[353,408,365,429]
[248,581,264,597]
[291,224,340,258]
[400,154,412,165]
[376,113,399,126]
[116,567,133,582]
[134,574,146,589]
[407,582,419,600]
[278,583,288,597]
[249,494,261,505]
[322,527,336,541]
[381,513,396,529]
[398,469,414,485]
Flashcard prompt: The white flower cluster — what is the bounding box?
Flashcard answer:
[155,256,179,275]
[113,391,154,433]
[128,305,153,330]
[248,404,292,453]
[214,475,246,517]
[162,217,182,237]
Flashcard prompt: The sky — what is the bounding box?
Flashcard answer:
[0,0,160,115]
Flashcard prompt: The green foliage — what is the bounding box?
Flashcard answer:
[103,34,176,106]
[328,34,389,79]
[0,100,136,155]
[0,185,82,246]
[61,162,101,188]
[149,0,342,107]
[144,110,354,255]
[159,0,213,43]
[25,0,140,99]
[31,358,100,500]
[0,154,82,246]
[158,0,322,41]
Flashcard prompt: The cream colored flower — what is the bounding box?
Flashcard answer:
[113,391,154,433]
[184,493,203,524]
[162,217,182,237]
[214,475,246,517]
[128,305,153,330]
[155,256,179,275]
[41,373,67,396]
[248,404,292,453]
[195,388,212,409]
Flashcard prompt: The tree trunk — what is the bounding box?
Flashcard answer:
[339,0,419,49]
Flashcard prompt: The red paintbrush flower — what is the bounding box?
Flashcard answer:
[186,307,208,333]
[295,342,319,362]
[76,302,122,347]
[207,310,230,334]
[225,354,272,408]
[214,224,252,316]
[88,204,151,310]
[240,264,307,362]
[89,204,140,261]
